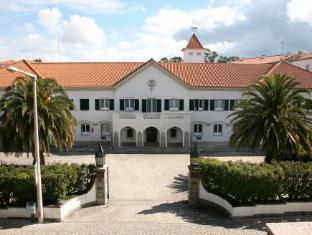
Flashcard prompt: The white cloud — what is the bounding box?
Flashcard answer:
[38,7,61,32]
[205,41,237,54]
[60,15,105,47]
[287,0,312,25]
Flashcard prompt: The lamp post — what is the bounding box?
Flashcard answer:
[7,66,44,223]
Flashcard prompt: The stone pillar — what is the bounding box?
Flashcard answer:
[188,164,200,206]
[137,132,143,148]
[184,131,190,149]
[96,165,108,205]
[113,131,119,148]
[160,132,166,148]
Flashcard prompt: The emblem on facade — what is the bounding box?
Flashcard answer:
[147,79,157,90]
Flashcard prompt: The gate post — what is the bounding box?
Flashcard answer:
[95,165,108,205]
[188,164,200,206]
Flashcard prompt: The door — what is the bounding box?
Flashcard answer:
[146,127,158,143]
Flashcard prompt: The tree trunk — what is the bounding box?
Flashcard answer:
[40,151,46,165]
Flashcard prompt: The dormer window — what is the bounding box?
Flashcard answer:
[189,52,194,56]
[197,52,201,56]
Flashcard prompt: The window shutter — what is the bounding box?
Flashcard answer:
[135,99,139,111]
[224,100,229,111]
[120,99,124,111]
[164,99,169,111]
[142,99,146,113]
[230,99,235,111]
[95,99,100,110]
[199,124,202,133]
[179,99,184,111]
[157,99,162,112]
[204,100,209,111]
[80,99,89,111]
[109,99,114,110]
[189,100,194,111]
[194,99,198,110]
[210,100,215,111]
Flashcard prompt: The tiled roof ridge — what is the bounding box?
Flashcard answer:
[31,61,145,65]
[23,60,45,78]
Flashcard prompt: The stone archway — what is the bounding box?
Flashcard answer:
[167,127,183,147]
[143,127,160,147]
[120,126,136,147]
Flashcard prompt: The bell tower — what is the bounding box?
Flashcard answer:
[182,33,207,63]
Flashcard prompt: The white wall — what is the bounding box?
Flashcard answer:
[183,49,206,63]
[290,59,312,72]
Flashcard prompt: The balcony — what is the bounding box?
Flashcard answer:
[112,111,191,132]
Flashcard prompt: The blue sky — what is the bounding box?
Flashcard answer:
[0,0,311,61]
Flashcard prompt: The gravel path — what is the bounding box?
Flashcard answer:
[1,153,310,235]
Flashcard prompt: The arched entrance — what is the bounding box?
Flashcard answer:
[167,127,183,147]
[120,126,136,147]
[144,127,159,147]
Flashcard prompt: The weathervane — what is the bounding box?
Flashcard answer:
[191,26,198,32]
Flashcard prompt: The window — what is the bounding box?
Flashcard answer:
[146,98,157,112]
[213,124,223,136]
[189,52,194,55]
[81,123,90,135]
[170,128,177,138]
[193,124,203,134]
[306,64,310,72]
[101,123,111,140]
[169,99,179,110]
[127,128,134,138]
[99,99,110,110]
[80,99,89,111]
[197,52,201,56]
[125,99,135,111]
[190,99,208,111]
[69,99,74,111]
[215,99,225,111]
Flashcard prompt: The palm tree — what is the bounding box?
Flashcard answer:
[0,76,76,165]
[229,74,312,162]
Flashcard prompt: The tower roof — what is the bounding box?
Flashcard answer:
[182,33,205,51]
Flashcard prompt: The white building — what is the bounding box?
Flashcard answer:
[1,34,312,152]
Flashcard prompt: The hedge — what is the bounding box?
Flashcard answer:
[199,158,312,206]
[0,164,96,207]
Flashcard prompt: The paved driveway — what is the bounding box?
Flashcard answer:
[1,153,312,234]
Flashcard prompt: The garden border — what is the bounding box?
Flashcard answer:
[0,183,96,221]
[199,181,312,218]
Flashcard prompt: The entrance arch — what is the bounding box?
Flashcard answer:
[167,126,183,147]
[143,127,159,147]
[120,126,136,147]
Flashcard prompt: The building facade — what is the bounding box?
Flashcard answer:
[1,34,312,152]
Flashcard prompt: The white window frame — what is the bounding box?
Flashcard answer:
[198,99,204,111]
[124,99,135,111]
[81,123,91,135]
[215,99,225,111]
[101,123,111,140]
[169,99,179,111]
[146,98,157,112]
[213,124,223,136]
[99,99,110,110]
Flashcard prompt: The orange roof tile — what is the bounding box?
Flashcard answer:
[1,60,312,89]
[182,34,205,51]
[0,60,16,67]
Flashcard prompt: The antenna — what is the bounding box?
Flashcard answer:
[280,40,284,55]
[191,26,198,33]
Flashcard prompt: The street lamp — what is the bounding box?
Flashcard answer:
[7,66,44,223]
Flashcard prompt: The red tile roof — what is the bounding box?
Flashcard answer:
[232,52,312,64]
[182,34,205,51]
[0,60,16,67]
[1,60,312,89]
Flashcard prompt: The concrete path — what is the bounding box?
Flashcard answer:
[1,153,311,234]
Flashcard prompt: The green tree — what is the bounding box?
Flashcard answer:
[204,49,218,63]
[159,57,169,62]
[229,74,312,162]
[217,56,240,63]
[169,56,182,62]
[0,76,76,165]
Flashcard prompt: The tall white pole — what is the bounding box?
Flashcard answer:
[33,76,44,223]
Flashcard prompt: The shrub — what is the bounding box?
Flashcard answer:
[199,158,312,206]
[0,164,95,207]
